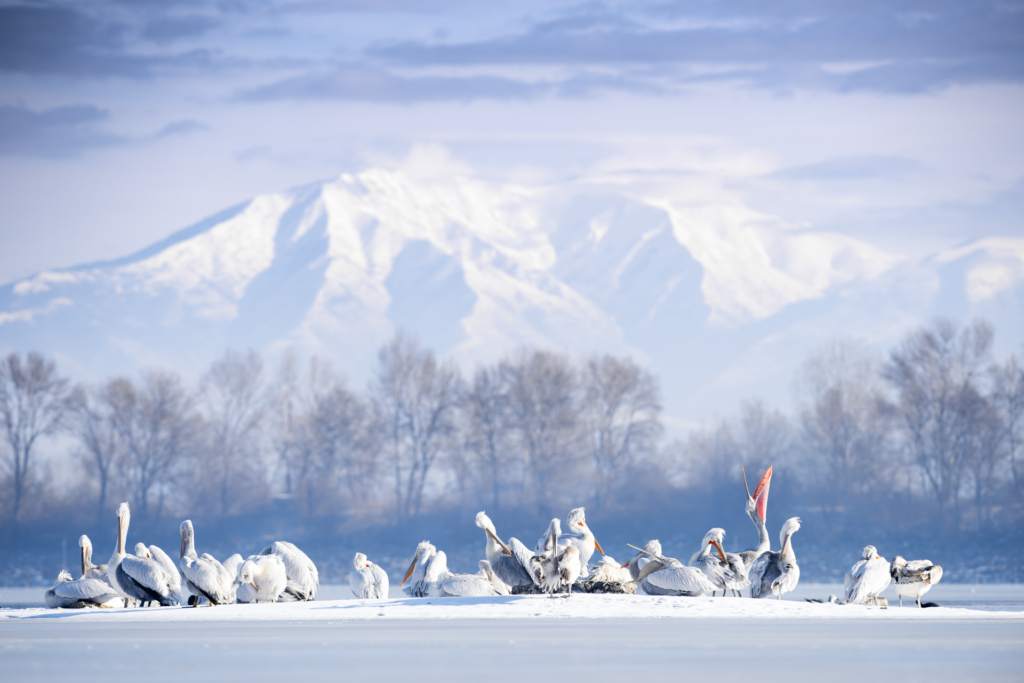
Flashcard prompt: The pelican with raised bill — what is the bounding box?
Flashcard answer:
[78,535,108,583]
[844,545,891,605]
[627,543,718,596]
[107,503,180,607]
[890,556,943,607]
[259,541,319,601]
[349,552,389,600]
[748,517,802,600]
[45,570,122,609]
[476,512,538,589]
[179,519,232,606]
[737,465,772,572]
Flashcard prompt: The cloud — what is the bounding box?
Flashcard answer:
[143,15,220,44]
[154,119,209,138]
[0,104,122,157]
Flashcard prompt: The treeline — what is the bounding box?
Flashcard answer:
[0,318,1021,534]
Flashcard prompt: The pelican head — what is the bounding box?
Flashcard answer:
[742,465,772,523]
[701,528,727,564]
[778,517,801,556]
[400,541,435,587]
[134,543,150,558]
[862,545,880,561]
[179,520,194,559]
[353,552,369,571]
[479,560,494,582]
[115,502,130,556]
[53,570,74,586]
[236,560,258,590]
[567,507,604,555]
[475,511,496,533]
[79,534,93,575]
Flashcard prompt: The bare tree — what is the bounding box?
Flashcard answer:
[372,334,462,519]
[500,349,581,506]
[582,355,662,509]
[991,352,1024,502]
[884,318,994,525]
[794,340,894,505]
[0,352,72,521]
[461,366,511,510]
[202,349,267,515]
[70,381,126,518]
[111,371,199,519]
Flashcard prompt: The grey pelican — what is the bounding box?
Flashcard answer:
[622,540,662,580]
[349,552,389,599]
[235,555,287,603]
[423,550,499,597]
[690,528,733,596]
[479,560,511,595]
[890,556,943,607]
[179,519,232,606]
[627,543,717,596]
[259,541,319,601]
[535,518,583,596]
[105,503,179,607]
[45,570,121,609]
[749,517,801,599]
[78,535,108,583]
[844,545,891,604]
[737,465,772,571]
[475,513,538,589]
[400,541,437,597]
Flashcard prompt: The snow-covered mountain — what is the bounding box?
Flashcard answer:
[1,159,1022,427]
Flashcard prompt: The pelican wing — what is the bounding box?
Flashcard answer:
[146,544,183,600]
[845,559,890,604]
[749,551,781,599]
[368,564,389,599]
[181,556,229,605]
[349,568,375,599]
[440,574,497,597]
[645,566,716,596]
[261,541,319,600]
[118,557,177,606]
[489,537,536,587]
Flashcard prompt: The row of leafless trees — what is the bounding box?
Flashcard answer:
[1,318,1021,529]
[672,319,1024,529]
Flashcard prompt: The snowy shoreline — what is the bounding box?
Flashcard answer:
[3,593,1023,624]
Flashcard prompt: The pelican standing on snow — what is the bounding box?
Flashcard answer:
[234,555,288,603]
[45,570,121,609]
[534,518,583,595]
[548,508,603,579]
[844,545,891,605]
[106,503,179,607]
[78,535,108,583]
[890,556,943,607]
[179,519,232,606]
[475,512,538,589]
[259,541,319,601]
[748,517,801,600]
[349,552,389,599]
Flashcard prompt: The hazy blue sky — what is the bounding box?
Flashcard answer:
[1,0,1023,284]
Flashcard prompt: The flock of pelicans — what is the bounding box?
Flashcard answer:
[43,466,944,611]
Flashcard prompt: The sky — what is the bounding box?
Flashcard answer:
[1,0,1022,287]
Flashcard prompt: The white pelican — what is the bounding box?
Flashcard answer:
[622,540,662,580]
[78,535,108,583]
[844,545,891,605]
[475,513,538,589]
[179,519,232,606]
[259,541,319,601]
[104,503,179,607]
[555,508,603,578]
[535,518,583,596]
[890,556,943,607]
[627,543,717,596]
[349,552,389,599]
[423,550,499,597]
[400,541,437,597]
[590,555,632,583]
[737,465,772,571]
[690,528,733,596]
[749,517,801,600]
[479,560,511,595]
[45,570,121,609]
[234,555,287,603]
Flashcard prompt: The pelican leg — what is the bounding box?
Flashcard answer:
[917,596,921,608]
[899,595,903,607]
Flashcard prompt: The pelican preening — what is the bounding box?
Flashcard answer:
[844,546,891,605]
[890,556,943,607]
[628,543,719,596]
[748,517,801,599]
[623,540,662,580]
[475,512,536,589]
[78,535,108,583]
[690,528,734,596]
[45,570,121,609]
[235,555,288,603]
[349,552,389,599]
[260,541,319,601]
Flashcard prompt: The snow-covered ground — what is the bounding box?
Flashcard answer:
[3,586,1023,682]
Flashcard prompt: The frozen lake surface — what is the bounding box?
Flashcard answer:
[3,585,1023,682]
